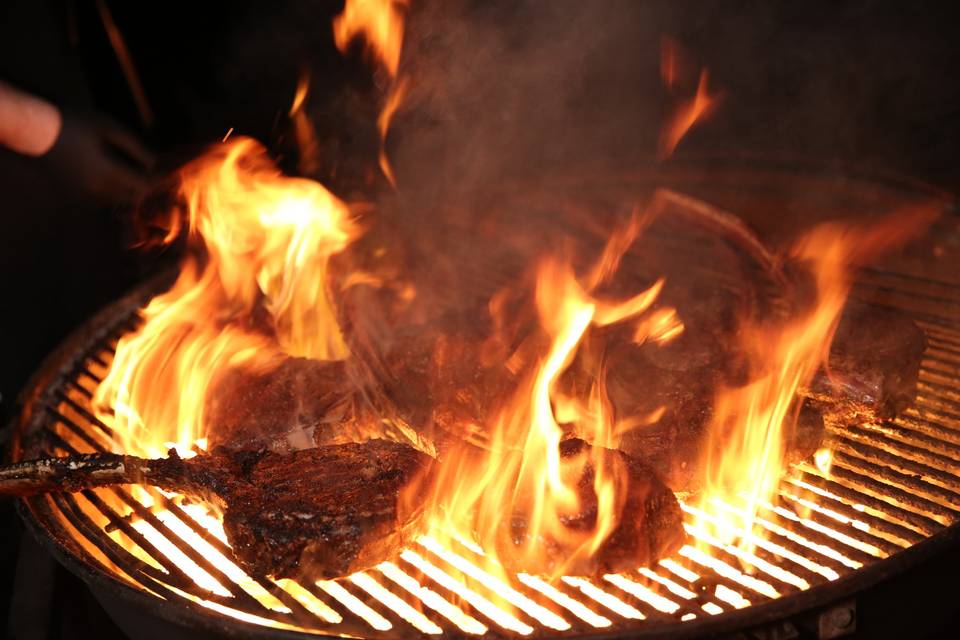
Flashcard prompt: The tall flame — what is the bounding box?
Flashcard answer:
[289,70,321,175]
[659,70,720,159]
[333,0,409,185]
[658,38,721,159]
[416,212,680,578]
[696,206,937,553]
[333,0,408,77]
[378,77,408,187]
[94,138,360,457]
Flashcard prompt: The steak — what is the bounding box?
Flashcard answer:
[603,341,825,494]
[801,301,926,426]
[1,440,433,579]
[503,438,685,575]
[206,358,363,453]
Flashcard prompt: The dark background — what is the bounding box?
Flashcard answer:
[1,1,958,637]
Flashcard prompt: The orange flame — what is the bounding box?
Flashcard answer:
[378,77,408,187]
[658,37,721,159]
[416,212,680,577]
[333,0,408,77]
[94,138,360,457]
[695,206,937,553]
[289,70,321,175]
[659,69,720,160]
[660,36,682,91]
[333,0,409,184]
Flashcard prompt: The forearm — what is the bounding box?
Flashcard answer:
[0,80,61,156]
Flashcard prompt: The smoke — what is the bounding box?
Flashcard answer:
[388,0,665,200]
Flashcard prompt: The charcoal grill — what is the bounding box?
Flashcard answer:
[9,158,960,639]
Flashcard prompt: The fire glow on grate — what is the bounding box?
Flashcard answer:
[36,301,960,636]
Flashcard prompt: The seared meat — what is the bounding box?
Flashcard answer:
[504,438,685,575]
[206,358,364,453]
[802,301,926,426]
[0,440,433,579]
[604,343,824,493]
[222,441,431,579]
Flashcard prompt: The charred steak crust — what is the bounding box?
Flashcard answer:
[206,357,360,453]
[802,302,926,425]
[0,441,433,580]
[216,440,433,579]
[560,439,685,574]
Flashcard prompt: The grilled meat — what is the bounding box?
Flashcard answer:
[206,358,363,453]
[802,301,926,426]
[602,341,825,493]
[0,440,433,579]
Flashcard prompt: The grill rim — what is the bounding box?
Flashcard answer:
[8,158,958,639]
[13,261,959,640]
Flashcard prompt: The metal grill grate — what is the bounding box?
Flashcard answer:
[15,266,960,639]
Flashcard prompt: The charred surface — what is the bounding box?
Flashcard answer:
[0,440,433,580]
[206,357,384,453]
[803,301,926,426]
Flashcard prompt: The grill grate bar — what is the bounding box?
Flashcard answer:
[55,390,116,440]
[860,267,960,294]
[656,559,741,613]
[80,487,256,604]
[599,574,685,622]
[912,397,960,426]
[51,491,171,588]
[38,426,349,627]
[377,562,490,635]
[918,377,960,405]
[149,494,352,626]
[827,455,960,517]
[45,406,110,453]
[682,501,841,583]
[765,493,899,559]
[676,545,777,601]
[77,366,103,386]
[589,577,676,623]
[800,463,952,528]
[65,377,94,399]
[560,575,648,620]
[828,432,960,494]
[926,332,960,350]
[47,437,290,613]
[635,568,726,618]
[399,550,536,635]
[796,469,942,536]
[894,413,960,447]
[16,264,960,638]
[778,481,920,549]
[519,586,615,636]
[922,356,960,379]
